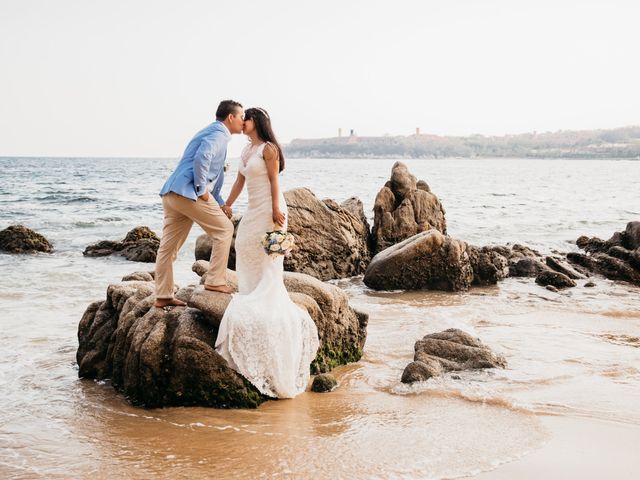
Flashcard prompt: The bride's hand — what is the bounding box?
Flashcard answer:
[273,208,286,228]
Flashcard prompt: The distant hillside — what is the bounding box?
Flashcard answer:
[285,126,640,159]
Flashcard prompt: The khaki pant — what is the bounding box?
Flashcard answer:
[155,192,233,299]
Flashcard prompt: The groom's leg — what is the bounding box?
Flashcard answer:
[155,193,194,300]
[188,199,234,288]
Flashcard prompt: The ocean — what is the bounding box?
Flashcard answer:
[1,156,639,479]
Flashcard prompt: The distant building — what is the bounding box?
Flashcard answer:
[338,128,342,138]
[350,129,356,137]
[416,127,420,136]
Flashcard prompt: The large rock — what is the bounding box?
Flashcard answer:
[0,224,53,253]
[363,229,473,291]
[567,221,640,286]
[372,161,447,253]
[84,226,160,263]
[196,189,372,281]
[77,267,368,408]
[401,329,507,384]
[285,188,371,280]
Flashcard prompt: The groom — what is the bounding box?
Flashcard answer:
[153,100,244,308]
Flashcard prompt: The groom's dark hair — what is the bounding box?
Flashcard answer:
[216,100,243,121]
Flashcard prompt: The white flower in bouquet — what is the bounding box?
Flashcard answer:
[262,229,296,256]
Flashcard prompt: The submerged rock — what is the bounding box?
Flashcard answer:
[311,374,337,393]
[372,161,447,254]
[545,256,586,280]
[0,224,53,253]
[76,267,368,408]
[364,230,473,291]
[84,226,160,263]
[535,270,577,289]
[401,329,507,384]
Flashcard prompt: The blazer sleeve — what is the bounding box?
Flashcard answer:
[193,133,223,196]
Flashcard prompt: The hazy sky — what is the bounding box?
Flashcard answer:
[1,0,639,157]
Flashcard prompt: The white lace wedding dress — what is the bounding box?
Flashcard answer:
[215,143,320,398]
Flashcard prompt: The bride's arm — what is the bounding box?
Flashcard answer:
[224,173,246,213]
[264,144,286,228]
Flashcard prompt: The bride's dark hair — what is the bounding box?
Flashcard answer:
[245,107,285,172]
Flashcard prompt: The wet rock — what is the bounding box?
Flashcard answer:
[311,373,337,392]
[509,258,546,277]
[84,226,160,263]
[584,281,596,287]
[545,285,559,293]
[509,244,543,260]
[77,269,368,408]
[372,161,447,254]
[401,329,506,384]
[363,230,473,291]
[545,256,586,279]
[535,270,577,289]
[622,221,640,250]
[466,245,509,285]
[401,359,443,383]
[569,222,640,286]
[0,224,53,253]
[576,235,609,254]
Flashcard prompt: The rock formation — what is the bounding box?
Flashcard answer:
[567,221,640,286]
[0,224,53,253]
[363,230,473,291]
[195,188,372,281]
[401,329,507,384]
[83,226,160,263]
[76,265,368,408]
[372,161,446,253]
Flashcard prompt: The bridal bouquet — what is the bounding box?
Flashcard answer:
[262,230,295,256]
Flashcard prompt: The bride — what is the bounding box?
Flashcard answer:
[214,107,320,398]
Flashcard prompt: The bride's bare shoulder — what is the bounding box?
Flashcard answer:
[262,142,279,161]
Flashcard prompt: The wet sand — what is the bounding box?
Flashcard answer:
[474,416,639,480]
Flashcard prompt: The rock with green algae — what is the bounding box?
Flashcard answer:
[77,266,368,409]
[311,374,338,393]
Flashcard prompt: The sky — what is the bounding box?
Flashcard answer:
[1,0,639,157]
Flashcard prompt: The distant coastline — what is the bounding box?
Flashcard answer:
[285,126,640,159]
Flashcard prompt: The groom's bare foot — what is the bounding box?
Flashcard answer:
[204,284,235,294]
[153,298,187,308]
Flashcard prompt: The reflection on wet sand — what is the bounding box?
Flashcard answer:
[73,375,547,480]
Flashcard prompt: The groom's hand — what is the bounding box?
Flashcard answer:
[221,205,232,218]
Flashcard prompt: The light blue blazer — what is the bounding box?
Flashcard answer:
[159,121,231,204]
